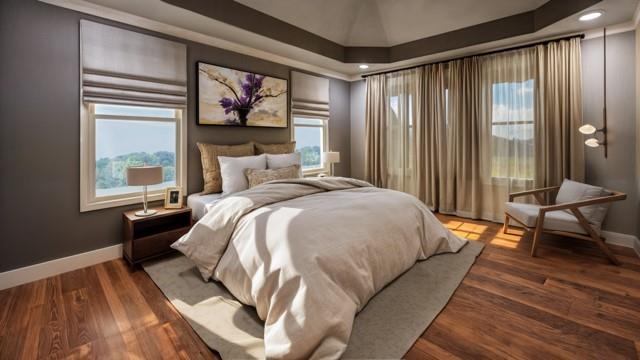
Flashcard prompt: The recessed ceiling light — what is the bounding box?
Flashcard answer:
[359,64,369,69]
[579,10,604,22]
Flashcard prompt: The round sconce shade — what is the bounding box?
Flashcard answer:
[584,138,600,148]
[126,166,163,186]
[579,124,597,135]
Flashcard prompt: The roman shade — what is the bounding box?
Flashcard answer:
[291,71,330,118]
[80,20,187,108]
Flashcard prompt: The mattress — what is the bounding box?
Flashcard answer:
[187,192,224,220]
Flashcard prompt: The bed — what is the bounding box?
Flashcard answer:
[172,177,466,359]
[186,192,224,220]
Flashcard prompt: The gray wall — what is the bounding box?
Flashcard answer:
[350,80,366,180]
[636,24,640,238]
[0,0,351,272]
[582,31,638,236]
[349,32,639,235]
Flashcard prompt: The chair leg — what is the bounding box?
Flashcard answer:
[531,217,544,257]
[503,214,510,234]
[592,235,621,266]
[570,209,621,266]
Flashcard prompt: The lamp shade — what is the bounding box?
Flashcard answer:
[324,151,340,164]
[584,138,600,148]
[126,166,163,186]
[579,124,597,135]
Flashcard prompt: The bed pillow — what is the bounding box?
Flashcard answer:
[197,142,255,194]
[254,141,296,155]
[218,154,267,194]
[245,165,302,188]
[266,152,303,176]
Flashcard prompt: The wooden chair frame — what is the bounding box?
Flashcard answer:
[503,186,626,265]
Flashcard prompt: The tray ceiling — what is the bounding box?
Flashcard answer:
[235,0,548,46]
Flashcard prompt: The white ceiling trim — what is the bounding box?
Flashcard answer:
[39,0,353,81]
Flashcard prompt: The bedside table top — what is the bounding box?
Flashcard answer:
[123,206,191,223]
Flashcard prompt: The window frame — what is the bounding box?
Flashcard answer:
[80,103,187,212]
[291,115,329,176]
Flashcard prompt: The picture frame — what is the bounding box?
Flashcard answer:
[164,187,183,209]
[196,62,288,128]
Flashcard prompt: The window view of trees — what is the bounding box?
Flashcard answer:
[298,146,321,169]
[96,151,175,190]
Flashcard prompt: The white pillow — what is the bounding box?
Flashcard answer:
[555,179,607,226]
[218,154,267,194]
[267,152,302,176]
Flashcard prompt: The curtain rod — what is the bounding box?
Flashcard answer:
[361,33,585,79]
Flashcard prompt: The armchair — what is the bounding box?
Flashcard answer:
[503,179,626,265]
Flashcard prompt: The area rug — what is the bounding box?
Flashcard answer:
[143,240,483,359]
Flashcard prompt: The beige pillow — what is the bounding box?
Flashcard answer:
[254,141,296,155]
[245,165,301,188]
[197,142,254,194]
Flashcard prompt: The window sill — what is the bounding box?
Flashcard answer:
[81,191,165,212]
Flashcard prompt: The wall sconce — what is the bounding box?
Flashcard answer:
[579,124,607,154]
[580,28,608,158]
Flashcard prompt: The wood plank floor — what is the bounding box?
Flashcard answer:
[1,214,639,359]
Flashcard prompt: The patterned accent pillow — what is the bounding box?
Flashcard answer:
[254,141,296,155]
[245,165,301,188]
[197,142,254,194]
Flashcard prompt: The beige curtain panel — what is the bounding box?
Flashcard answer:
[365,37,584,222]
[80,20,187,108]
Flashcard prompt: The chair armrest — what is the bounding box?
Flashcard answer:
[538,191,627,213]
[509,186,560,202]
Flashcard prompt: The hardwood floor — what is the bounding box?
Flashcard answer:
[1,214,639,359]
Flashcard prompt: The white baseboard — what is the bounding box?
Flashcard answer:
[0,244,122,291]
[601,230,640,257]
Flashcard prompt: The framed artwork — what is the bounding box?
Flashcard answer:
[164,187,183,209]
[197,62,288,128]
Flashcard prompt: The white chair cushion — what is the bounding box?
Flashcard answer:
[505,202,593,235]
[218,154,267,194]
[555,179,609,227]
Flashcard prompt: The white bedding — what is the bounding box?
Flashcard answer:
[186,192,223,220]
[173,177,466,359]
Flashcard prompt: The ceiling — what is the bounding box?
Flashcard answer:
[236,0,548,46]
[42,0,639,79]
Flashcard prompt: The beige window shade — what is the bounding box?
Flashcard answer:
[291,71,330,118]
[80,20,187,107]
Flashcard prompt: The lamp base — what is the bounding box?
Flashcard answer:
[135,209,158,217]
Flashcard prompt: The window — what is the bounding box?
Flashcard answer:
[490,79,535,180]
[292,117,328,174]
[81,104,186,211]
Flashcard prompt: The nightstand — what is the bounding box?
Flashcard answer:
[122,206,192,265]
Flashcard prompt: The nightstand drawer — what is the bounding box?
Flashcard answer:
[123,207,192,265]
[133,226,190,260]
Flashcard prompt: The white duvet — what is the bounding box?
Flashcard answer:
[172,177,466,359]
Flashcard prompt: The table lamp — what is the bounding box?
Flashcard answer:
[126,165,163,216]
[324,151,340,176]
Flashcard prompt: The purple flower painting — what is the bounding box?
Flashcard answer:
[198,63,287,127]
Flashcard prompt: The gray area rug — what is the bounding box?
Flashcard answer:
[143,241,483,359]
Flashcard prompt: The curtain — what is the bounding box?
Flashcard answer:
[364,37,584,223]
[421,63,447,209]
[365,69,423,192]
[535,38,585,186]
[385,68,424,196]
[477,48,537,220]
[365,74,388,187]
